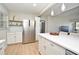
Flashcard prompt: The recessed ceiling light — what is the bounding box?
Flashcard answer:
[61,3,66,11]
[51,10,54,16]
[33,3,37,7]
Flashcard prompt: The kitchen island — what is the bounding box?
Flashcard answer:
[38,33,79,55]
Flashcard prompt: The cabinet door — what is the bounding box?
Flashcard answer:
[16,32,22,43]
[38,35,65,55]
[7,33,16,44]
[38,36,46,55]
[45,40,65,55]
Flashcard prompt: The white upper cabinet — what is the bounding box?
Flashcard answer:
[0,4,8,29]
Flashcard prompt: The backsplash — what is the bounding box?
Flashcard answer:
[8,26,23,32]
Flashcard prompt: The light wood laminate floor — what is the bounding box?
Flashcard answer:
[5,42,40,55]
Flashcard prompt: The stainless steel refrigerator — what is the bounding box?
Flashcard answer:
[22,20,36,44]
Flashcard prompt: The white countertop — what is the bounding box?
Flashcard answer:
[39,33,79,54]
[0,40,5,44]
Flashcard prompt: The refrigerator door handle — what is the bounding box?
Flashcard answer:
[29,20,30,26]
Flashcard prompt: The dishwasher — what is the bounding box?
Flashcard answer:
[65,49,78,55]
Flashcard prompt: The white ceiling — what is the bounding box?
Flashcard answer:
[3,3,50,15]
[42,3,79,16]
[3,3,79,17]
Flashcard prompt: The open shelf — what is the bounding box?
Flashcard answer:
[9,20,23,26]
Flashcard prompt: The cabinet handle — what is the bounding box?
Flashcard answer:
[29,20,30,26]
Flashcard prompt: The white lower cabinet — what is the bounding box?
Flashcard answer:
[38,35,46,54]
[38,35,65,55]
[16,32,22,43]
[7,32,16,44]
[0,41,6,55]
[45,40,65,55]
[7,32,22,44]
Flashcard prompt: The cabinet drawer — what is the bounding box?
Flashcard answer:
[7,32,22,44]
[7,32,16,35]
[7,34,16,37]
[7,33,16,40]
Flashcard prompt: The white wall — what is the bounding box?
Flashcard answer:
[47,16,72,32]
[41,12,79,33]
[8,12,36,21]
